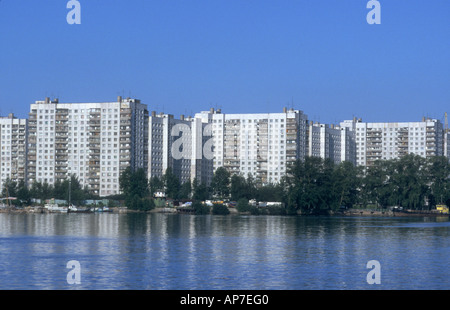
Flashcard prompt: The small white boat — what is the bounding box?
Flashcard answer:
[44,204,68,213]
[68,204,78,212]
[68,204,92,213]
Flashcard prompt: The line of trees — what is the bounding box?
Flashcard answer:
[284,155,450,214]
[145,154,450,214]
[7,153,444,213]
[1,175,95,206]
[127,154,450,215]
[147,166,284,203]
[118,165,285,212]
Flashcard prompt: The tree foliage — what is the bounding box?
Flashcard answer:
[211,167,230,198]
[192,178,210,201]
[212,203,230,215]
[283,155,450,214]
[1,175,92,206]
[119,167,153,211]
[163,167,181,199]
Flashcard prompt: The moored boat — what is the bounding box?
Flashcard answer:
[44,204,68,213]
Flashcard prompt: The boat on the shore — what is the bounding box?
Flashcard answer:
[68,205,92,213]
[44,204,68,213]
[390,205,450,217]
[93,206,112,212]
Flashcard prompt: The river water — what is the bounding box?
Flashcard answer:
[0,213,448,290]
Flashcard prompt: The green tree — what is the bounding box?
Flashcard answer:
[149,176,164,197]
[230,174,247,201]
[163,167,181,199]
[333,161,362,208]
[53,180,67,200]
[120,168,148,198]
[16,180,31,205]
[362,155,433,210]
[192,201,210,215]
[236,198,250,212]
[285,157,336,214]
[236,198,259,214]
[212,203,230,215]
[179,180,192,200]
[67,175,87,205]
[28,181,54,201]
[361,160,393,208]
[192,178,211,201]
[255,183,283,202]
[390,154,428,209]
[119,167,153,211]
[211,167,230,199]
[426,156,450,207]
[1,178,17,198]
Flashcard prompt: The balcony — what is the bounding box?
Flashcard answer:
[55,167,68,174]
[55,126,68,132]
[88,144,100,150]
[56,109,69,115]
[55,144,68,150]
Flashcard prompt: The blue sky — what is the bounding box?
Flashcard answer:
[0,0,449,124]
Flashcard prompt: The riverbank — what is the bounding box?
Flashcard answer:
[0,206,129,214]
[1,205,449,218]
[334,208,450,217]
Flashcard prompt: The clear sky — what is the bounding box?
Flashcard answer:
[0,0,449,125]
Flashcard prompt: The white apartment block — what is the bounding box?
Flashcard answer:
[340,117,444,167]
[195,108,308,185]
[0,114,27,192]
[307,122,356,165]
[148,112,213,185]
[27,97,148,197]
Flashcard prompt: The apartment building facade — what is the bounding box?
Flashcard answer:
[340,117,444,167]
[0,114,28,192]
[195,108,308,185]
[148,112,213,186]
[307,122,356,165]
[4,93,450,200]
[27,97,148,197]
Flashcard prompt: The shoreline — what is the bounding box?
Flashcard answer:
[1,206,449,218]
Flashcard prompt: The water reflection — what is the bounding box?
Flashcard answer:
[0,213,448,289]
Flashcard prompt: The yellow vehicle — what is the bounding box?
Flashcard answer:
[436,205,449,214]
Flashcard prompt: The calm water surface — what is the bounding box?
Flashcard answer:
[0,213,448,290]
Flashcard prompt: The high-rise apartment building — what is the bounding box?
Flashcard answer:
[27,97,148,197]
[340,117,444,167]
[195,108,308,185]
[148,112,213,186]
[307,122,356,165]
[0,114,28,192]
